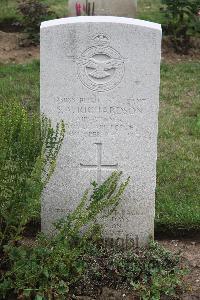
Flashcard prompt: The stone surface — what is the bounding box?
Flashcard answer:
[68,0,137,18]
[40,16,162,246]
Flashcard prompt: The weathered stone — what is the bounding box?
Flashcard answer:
[40,16,162,246]
[68,0,137,18]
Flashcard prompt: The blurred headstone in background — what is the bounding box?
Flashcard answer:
[68,0,137,18]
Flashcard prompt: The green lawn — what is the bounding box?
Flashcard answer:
[157,62,200,232]
[0,0,19,23]
[0,61,39,113]
[0,60,199,233]
[137,0,165,23]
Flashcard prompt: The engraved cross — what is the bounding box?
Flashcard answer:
[80,143,118,183]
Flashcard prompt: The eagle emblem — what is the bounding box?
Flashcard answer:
[86,58,124,79]
[77,34,125,92]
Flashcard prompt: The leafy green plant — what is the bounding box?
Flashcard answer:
[17,0,56,44]
[161,0,200,53]
[79,240,186,300]
[0,101,65,262]
[0,172,129,299]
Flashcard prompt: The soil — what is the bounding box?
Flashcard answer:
[0,31,200,64]
[0,31,39,64]
[159,238,200,300]
[161,38,200,64]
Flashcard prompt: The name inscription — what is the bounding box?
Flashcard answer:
[56,95,149,138]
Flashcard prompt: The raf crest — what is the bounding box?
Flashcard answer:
[77,33,125,92]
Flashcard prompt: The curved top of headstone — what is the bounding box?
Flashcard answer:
[41,16,161,32]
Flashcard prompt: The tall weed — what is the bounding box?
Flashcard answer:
[0,101,65,256]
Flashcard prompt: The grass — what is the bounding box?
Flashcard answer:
[137,0,165,24]
[45,0,68,17]
[0,0,20,23]
[0,61,39,113]
[0,60,199,233]
[156,62,200,232]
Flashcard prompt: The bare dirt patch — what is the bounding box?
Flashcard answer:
[159,239,200,300]
[162,38,200,64]
[0,31,39,64]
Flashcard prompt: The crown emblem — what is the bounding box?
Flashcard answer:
[92,33,110,46]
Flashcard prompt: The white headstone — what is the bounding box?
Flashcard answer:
[40,17,162,247]
[68,0,137,18]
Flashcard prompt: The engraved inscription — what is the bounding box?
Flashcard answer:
[56,96,146,116]
[77,34,125,92]
[56,95,150,138]
[101,235,139,250]
[80,143,118,183]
